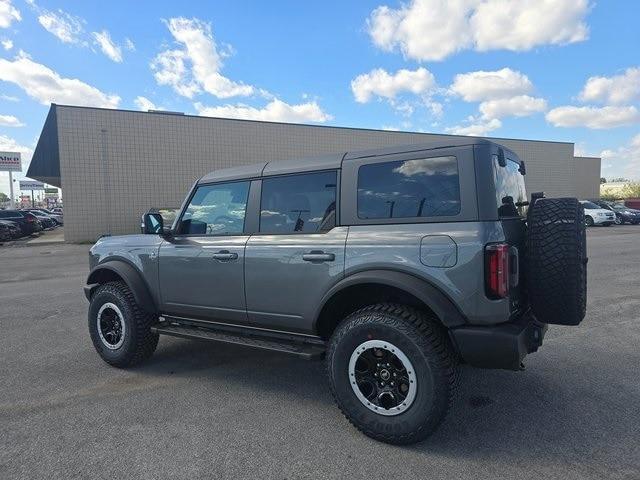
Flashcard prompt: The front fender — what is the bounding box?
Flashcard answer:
[85,260,157,313]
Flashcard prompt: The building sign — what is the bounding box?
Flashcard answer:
[0,151,21,172]
[44,187,58,194]
[19,180,45,190]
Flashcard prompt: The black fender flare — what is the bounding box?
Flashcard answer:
[313,269,467,330]
[85,260,157,313]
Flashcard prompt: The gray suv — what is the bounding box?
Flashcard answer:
[85,139,587,444]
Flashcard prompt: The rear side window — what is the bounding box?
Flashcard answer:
[357,156,460,219]
[260,171,337,233]
[179,181,250,235]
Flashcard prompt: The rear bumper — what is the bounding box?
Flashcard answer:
[449,315,547,371]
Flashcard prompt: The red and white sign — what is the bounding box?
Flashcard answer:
[0,151,21,172]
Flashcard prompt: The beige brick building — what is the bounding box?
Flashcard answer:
[28,104,601,242]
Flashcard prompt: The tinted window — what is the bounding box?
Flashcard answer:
[260,171,337,233]
[180,181,249,235]
[493,155,528,217]
[581,201,600,210]
[357,156,460,219]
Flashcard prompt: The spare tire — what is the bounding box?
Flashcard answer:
[526,198,587,326]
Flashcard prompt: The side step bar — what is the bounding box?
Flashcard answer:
[151,320,326,360]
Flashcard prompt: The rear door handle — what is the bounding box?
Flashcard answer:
[211,250,238,261]
[302,251,335,262]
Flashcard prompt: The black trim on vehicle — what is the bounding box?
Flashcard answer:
[449,313,546,370]
[85,260,157,313]
[314,269,467,330]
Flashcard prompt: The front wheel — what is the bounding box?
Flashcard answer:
[614,215,623,225]
[585,216,594,227]
[88,281,159,368]
[327,304,458,445]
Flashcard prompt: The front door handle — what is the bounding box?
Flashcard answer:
[211,250,238,261]
[302,251,335,262]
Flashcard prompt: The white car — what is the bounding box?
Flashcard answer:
[580,200,615,226]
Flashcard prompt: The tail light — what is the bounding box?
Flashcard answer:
[485,243,510,299]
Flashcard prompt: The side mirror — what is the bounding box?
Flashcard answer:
[141,212,164,234]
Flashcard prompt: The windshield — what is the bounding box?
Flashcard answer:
[492,155,527,217]
[582,201,600,209]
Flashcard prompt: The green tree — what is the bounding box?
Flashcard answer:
[0,192,8,202]
[600,177,607,184]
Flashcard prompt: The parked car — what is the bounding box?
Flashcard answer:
[23,209,57,229]
[0,219,22,239]
[28,208,63,225]
[51,207,63,215]
[84,140,588,445]
[590,200,640,225]
[580,201,615,226]
[0,210,43,235]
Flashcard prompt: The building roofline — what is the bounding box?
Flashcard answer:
[51,103,576,146]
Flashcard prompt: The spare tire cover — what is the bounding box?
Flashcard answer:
[526,198,587,325]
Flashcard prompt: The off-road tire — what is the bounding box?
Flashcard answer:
[327,304,458,445]
[526,198,587,326]
[88,281,159,367]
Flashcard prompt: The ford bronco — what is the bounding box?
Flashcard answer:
[85,139,587,444]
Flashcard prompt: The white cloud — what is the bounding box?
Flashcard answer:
[599,134,640,180]
[37,9,84,43]
[446,118,502,137]
[152,17,254,99]
[194,98,332,123]
[134,96,161,111]
[546,105,640,129]
[479,95,547,120]
[579,67,640,105]
[0,114,23,126]
[0,0,20,28]
[367,0,589,61]
[1,38,12,50]
[470,0,590,51]
[450,68,533,102]
[0,93,18,101]
[92,30,122,62]
[351,67,436,103]
[124,38,135,51]
[0,52,120,108]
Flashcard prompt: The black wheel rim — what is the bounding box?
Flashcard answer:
[349,340,417,416]
[97,302,126,349]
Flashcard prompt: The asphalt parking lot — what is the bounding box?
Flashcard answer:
[1,227,639,480]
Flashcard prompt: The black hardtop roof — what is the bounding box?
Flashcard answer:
[198,138,508,184]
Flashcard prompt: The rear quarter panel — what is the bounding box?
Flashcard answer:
[345,222,511,325]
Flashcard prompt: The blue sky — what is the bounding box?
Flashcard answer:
[0,0,639,196]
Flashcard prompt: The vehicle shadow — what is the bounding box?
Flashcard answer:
[134,335,639,475]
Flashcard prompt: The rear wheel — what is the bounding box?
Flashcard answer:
[88,281,159,367]
[614,215,623,225]
[327,304,458,445]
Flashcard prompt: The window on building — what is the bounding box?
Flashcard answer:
[357,156,460,220]
[179,181,250,235]
[260,171,337,233]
